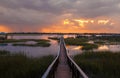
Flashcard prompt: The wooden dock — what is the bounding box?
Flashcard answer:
[55,38,72,78]
[42,37,88,78]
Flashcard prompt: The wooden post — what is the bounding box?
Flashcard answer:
[5,34,8,40]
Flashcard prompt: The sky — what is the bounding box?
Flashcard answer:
[0,0,120,33]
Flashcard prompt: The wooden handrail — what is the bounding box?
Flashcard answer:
[42,37,89,78]
[41,38,61,78]
[62,37,89,78]
[67,55,88,78]
[41,56,59,78]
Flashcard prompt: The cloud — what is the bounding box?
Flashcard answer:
[0,0,120,32]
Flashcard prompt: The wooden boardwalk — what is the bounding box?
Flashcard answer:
[42,37,88,78]
[55,38,72,78]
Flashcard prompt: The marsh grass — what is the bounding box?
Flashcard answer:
[64,38,88,45]
[48,37,59,40]
[64,38,98,50]
[0,51,54,78]
[93,36,120,42]
[0,50,10,55]
[12,41,51,47]
[7,39,51,47]
[74,52,120,78]
[0,39,50,43]
[0,39,27,43]
[36,40,51,47]
[81,44,98,50]
[94,41,105,45]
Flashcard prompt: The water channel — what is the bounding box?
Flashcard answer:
[0,35,120,57]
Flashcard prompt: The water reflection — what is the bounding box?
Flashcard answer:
[108,45,120,52]
[95,45,120,52]
[63,35,75,38]
[0,35,59,57]
[1,35,120,57]
[98,45,109,51]
[0,43,8,46]
[25,41,37,45]
[66,40,120,56]
[8,35,58,39]
[73,46,83,50]
[66,44,120,56]
[88,41,94,44]
[66,45,83,56]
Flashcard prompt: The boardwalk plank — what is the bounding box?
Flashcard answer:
[55,38,72,78]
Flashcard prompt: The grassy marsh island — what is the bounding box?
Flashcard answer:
[94,36,120,42]
[92,36,120,45]
[0,50,54,78]
[64,38,98,50]
[74,52,120,78]
[0,39,28,43]
[48,37,59,40]
[0,39,51,47]
[81,44,98,50]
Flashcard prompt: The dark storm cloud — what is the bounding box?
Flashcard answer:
[0,0,120,32]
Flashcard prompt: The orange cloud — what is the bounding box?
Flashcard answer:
[62,18,114,27]
[40,17,116,33]
[98,20,109,24]
[0,17,118,33]
[74,19,89,27]
[41,25,90,33]
[63,19,70,25]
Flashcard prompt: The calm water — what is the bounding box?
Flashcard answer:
[95,45,120,52]
[0,35,59,57]
[67,44,120,56]
[66,45,83,56]
[0,35,120,57]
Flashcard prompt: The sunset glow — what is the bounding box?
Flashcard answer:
[0,25,11,32]
[74,19,89,27]
[98,20,110,24]
[0,0,120,33]
[0,0,120,78]
[63,19,70,25]
[40,18,117,33]
[63,18,114,28]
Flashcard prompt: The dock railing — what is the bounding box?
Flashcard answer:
[42,37,89,78]
[62,37,88,78]
[41,38,61,78]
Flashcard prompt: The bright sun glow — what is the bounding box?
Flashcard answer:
[74,19,89,27]
[63,19,70,25]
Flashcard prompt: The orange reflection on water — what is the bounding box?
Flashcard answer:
[98,45,109,50]
[73,46,83,50]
